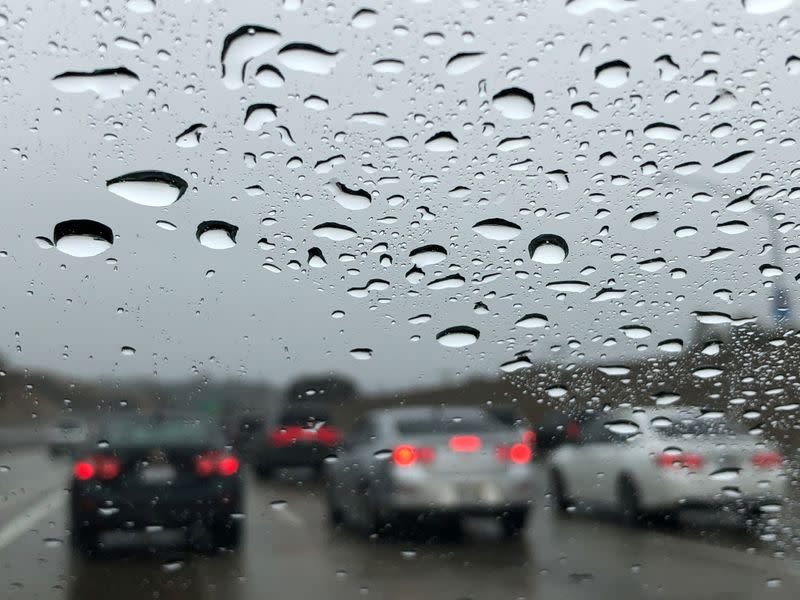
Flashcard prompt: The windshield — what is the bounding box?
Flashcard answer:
[1,1,798,599]
[102,418,219,447]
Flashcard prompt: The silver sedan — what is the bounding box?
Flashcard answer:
[324,406,536,537]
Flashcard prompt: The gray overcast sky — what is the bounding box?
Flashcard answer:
[0,0,798,392]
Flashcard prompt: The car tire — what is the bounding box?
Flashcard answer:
[550,469,572,515]
[213,519,242,551]
[500,508,529,538]
[618,476,643,527]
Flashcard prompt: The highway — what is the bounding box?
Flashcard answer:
[0,448,798,599]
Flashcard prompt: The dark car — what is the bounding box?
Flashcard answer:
[535,409,598,455]
[486,406,536,448]
[69,414,243,555]
[252,404,341,478]
[230,414,266,458]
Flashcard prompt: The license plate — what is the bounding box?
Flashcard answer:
[140,464,176,484]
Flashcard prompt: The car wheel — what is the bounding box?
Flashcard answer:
[213,519,242,551]
[550,469,572,515]
[500,508,529,538]
[618,476,643,527]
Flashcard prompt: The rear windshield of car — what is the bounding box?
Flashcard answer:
[102,418,220,447]
[396,417,507,435]
[279,410,332,426]
[654,419,743,438]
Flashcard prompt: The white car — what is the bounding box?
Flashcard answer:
[48,417,89,457]
[324,406,536,537]
[548,407,787,526]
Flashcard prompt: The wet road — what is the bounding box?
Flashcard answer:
[0,448,798,600]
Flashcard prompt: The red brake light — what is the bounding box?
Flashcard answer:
[269,428,295,447]
[316,425,341,446]
[73,461,95,480]
[73,456,120,481]
[392,445,417,467]
[522,430,536,446]
[655,453,703,470]
[565,421,580,440]
[496,443,532,464]
[752,451,781,469]
[195,452,240,477]
[218,455,240,476]
[392,445,435,467]
[95,456,121,480]
[449,435,481,453]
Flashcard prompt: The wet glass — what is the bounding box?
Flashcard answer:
[0,0,797,598]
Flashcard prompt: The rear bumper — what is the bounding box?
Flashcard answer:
[642,471,788,512]
[254,443,334,468]
[383,468,535,513]
[71,479,242,531]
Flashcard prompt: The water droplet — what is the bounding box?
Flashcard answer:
[107,171,188,207]
[566,0,638,16]
[409,244,447,267]
[278,43,340,74]
[713,151,755,174]
[244,104,278,130]
[693,367,723,379]
[127,0,155,13]
[35,236,53,249]
[528,234,568,264]
[325,182,371,210]
[620,325,651,339]
[348,112,389,126]
[653,392,680,406]
[717,220,748,234]
[604,420,639,435]
[630,211,658,230]
[352,8,378,29]
[446,52,486,75]
[197,221,238,249]
[742,0,793,15]
[571,102,598,119]
[52,68,139,100]
[372,59,404,73]
[501,357,532,372]
[43,537,63,548]
[350,348,373,360]
[709,468,740,481]
[304,95,329,110]
[492,87,535,119]
[54,220,113,257]
[424,131,458,152]
[497,136,530,152]
[121,346,136,356]
[253,65,284,90]
[594,60,630,87]
[516,313,548,328]
[409,314,431,325]
[175,123,206,148]
[427,274,465,290]
[436,326,480,348]
[308,247,327,268]
[221,26,282,89]
[472,218,521,240]
[313,223,357,241]
[644,122,681,141]
[547,280,590,293]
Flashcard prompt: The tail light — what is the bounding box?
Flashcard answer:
[522,430,536,446]
[565,421,580,440]
[72,455,121,481]
[496,443,532,464]
[752,451,782,469]
[316,425,341,446]
[268,428,295,447]
[655,453,704,470]
[448,435,481,453]
[194,451,240,477]
[391,444,435,467]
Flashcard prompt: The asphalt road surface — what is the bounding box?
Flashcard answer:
[0,448,798,600]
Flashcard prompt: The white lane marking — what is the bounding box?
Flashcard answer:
[0,489,64,550]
